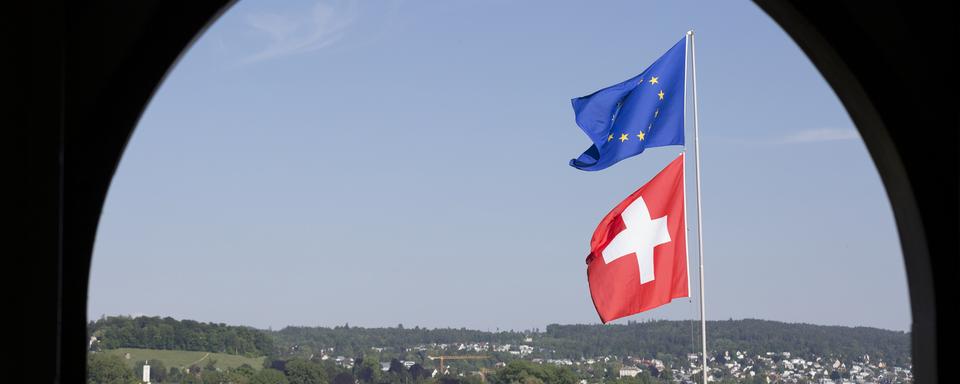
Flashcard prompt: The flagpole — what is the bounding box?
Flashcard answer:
[687,29,708,384]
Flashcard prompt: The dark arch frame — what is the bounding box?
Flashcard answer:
[8,1,955,382]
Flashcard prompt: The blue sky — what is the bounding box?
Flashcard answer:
[88,0,911,332]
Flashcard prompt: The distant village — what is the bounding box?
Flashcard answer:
[88,317,912,384]
[312,339,913,384]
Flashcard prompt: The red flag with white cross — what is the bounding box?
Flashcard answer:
[586,153,689,323]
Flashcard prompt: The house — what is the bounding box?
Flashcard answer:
[619,366,642,378]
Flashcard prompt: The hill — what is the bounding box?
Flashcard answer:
[270,319,910,366]
[89,316,911,368]
[89,315,274,356]
[88,316,912,383]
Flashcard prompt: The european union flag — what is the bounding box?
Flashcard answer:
[570,37,686,171]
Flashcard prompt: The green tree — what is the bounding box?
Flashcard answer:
[606,374,657,384]
[87,353,137,384]
[167,367,184,383]
[437,375,484,384]
[354,357,380,383]
[285,358,328,384]
[604,362,622,380]
[181,373,203,384]
[316,360,341,380]
[252,368,291,384]
[408,363,430,382]
[332,372,356,384]
[234,364,258,382]
[489,360,577,384]
[389,358,406,375]
[202,370,227,384]
[386,358,410,384]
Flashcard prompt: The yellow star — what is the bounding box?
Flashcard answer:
[649,76,659,85]
[658,90,665,100]
[654,108,660,118]
[619,133,629,142]
[637,131,646,141]
[607,134,614,142]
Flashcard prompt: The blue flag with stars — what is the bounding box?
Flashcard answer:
[569,37,686,171]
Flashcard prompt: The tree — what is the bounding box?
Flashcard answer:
[201,370,227,384]
[285,358,328,384]
[389,358,406,375]
[234,364,258,381]
[332,372,356,384]
[646,365,660,378]
[317,360,341,381]
[437,375,484,384]
[489,360,577,384]
[167,367,184,383]
[269,359,288,372]
[408,363,430,382]
[354,357,380,383]
[88,316,275,355]
[252,368,291,384]
[223,364,258,384]
[87,353,137,384]
[604,362,622,380]
[181,373,204,384]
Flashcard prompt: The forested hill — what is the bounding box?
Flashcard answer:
[88,316,274,356]
[538,320,910,365]
[272,319,910,366]
[89,316,910,366]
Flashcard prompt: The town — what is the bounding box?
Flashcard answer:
[310,339,913,384]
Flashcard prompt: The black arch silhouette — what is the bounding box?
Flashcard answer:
[7,1,954,382]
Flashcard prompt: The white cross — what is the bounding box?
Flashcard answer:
[601,196,671,284]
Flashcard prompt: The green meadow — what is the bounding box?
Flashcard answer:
[101,348,265,371]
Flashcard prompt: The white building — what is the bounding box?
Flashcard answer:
[620,366,642,378]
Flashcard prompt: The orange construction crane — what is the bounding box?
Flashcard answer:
[426,355,491,374]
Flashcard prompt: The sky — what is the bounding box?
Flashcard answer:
[88,0,911,332]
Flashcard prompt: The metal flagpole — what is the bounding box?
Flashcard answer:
[687,29,708,384]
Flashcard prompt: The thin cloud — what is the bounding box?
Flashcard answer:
[243,0,358,63]
[780,128,860,144]
[709,128,862,148]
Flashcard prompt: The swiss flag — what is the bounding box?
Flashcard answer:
[586,153,689,323]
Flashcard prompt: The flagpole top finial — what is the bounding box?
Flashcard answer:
[687,30,694,36]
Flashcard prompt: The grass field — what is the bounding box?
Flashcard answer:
[101,348,265,371]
